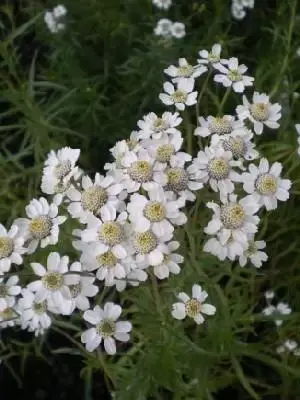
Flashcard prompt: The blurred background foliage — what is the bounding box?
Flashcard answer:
[0,0,300,399]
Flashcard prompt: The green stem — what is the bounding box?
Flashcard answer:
[196,70,213,123]
[218,87,231,115]
[150,272,164,322]
[97,349,117,388]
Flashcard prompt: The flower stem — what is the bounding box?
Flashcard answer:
[218,87,231,115]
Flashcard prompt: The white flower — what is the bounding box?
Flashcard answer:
[104,132,140,172]
[113,264,148,292]
[152,0,172,10]
[0,307,19,328]
[137,112,182,140]
[194,115,243,138]
[238,236,268,268]
[159,79,197,111]
[127,188,186,240]
[0,224,26,274]
[117,149,166,193]
[231,3,246,20]
[41,147,80,202]
[171,284,216,324]
[67,174,123,223]
[53,5,67,18]
[204,194,260,257]
[153,241,183,279]
[276,340,300,356]
[0,276,21,312]
[15,197,66,254]
[214,57,254,93]
[264,290,275,301]
[210,128,259,161]
[236,92,282,134]
[189,147,242,201]
[81,303,132,354]
[17,288,52,336]
[241,158,291,210]
[163,157,203,202]
[59,262,99,314]
[197,43,227,67]
[154,19,173,38]
[262,302,292,326]
[27,252,80,315]
[164,58,207,83]
[171,22,185,39]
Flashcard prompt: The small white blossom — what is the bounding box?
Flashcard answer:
[15,197,66,254]
[197,43,227,67]
[0,224,26,274]
[41,147,80,203]
[0,276,21,312]
[262,302,292,326]
[44,5,67,34]
[153,241,183,279]
[159,79,198,111]
[137,111,182,140]
[236,92,281,135]
[241,158,291,210]
[81,303,132,354]
[171,284,216,324]
[152,0,172,10]
[171,22,185,39]
[28,252,80,315]
[264,290,275,301]
[154,19,173,38]
[214,57,254,93]
[194,115,243,138]
[17,288,52,336]
[67,173,123,223]
[164,58,207,83]
[277,340,300,356]
[238,236,268,268]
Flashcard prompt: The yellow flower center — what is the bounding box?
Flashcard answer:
[208,157,230,180]
[54,160,72,179]
[33,300,47,314]
[255,173,277,195]
[220,203,246,229]
[178,64,194,77]
[133,231,157,254]
[143,201,166,222]
[42,272,64,290]
[167,168,189,192]
[128,161,153,183]
[156,144,175,163]
[30,216,52,239]
[228,69,242,82]
[98,222,124,246]
[97,251,118,268]
[81,186,108,213]
[185,299,201,318]
[250,103,269,122]
[222,137,246,159]
[97,319,115,337]
[0,237,13,259]
[171,90,188,103]
[0,284,8,297]
[153,118,168,132]
[209,117,232,135]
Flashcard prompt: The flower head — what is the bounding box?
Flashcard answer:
[159,79,198,111]
[214,57,254,93]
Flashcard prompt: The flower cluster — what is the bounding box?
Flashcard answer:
[44,4,67,33]
[231,0,255,20]
[153,1,185,39]
[0,43,291,357]
[262,291,292,327]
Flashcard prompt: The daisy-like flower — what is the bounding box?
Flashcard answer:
[159,79,198,111]
[152,0,172,10]
[41,147,80,202]
[189,147,242,201]
[154,18,173,38]
[204,194,260,254]
[171,22,186,39]
[197,43,227,67]
[81,303,132,354]
[262,302,292,326]
[141,131,187,167]
[171,284,216,324]
[0,276,21,311]
[214,57,254,93]
[194,115,243,138]
[67,173,123,223]
[264,290,275,301]
[0,224,26,274]
[0,307,19,328]
[60,262,99,314]
[152,241,184,279]
[127,188,186,240]
[236,92,282,135]
[210,128,259,161]
[231,3,246,20]
[163,157,203,202]
[241,158,291,210]
[113,264,148,292]
[116,149,166,193]
[276,340,300,356]
[17,288,52,336]
[164,58,207,84]
[238,235,268,268]
[44,5,67,34]
[15,197,66,254]
[137,112,182,140]
[27,252,80,315]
